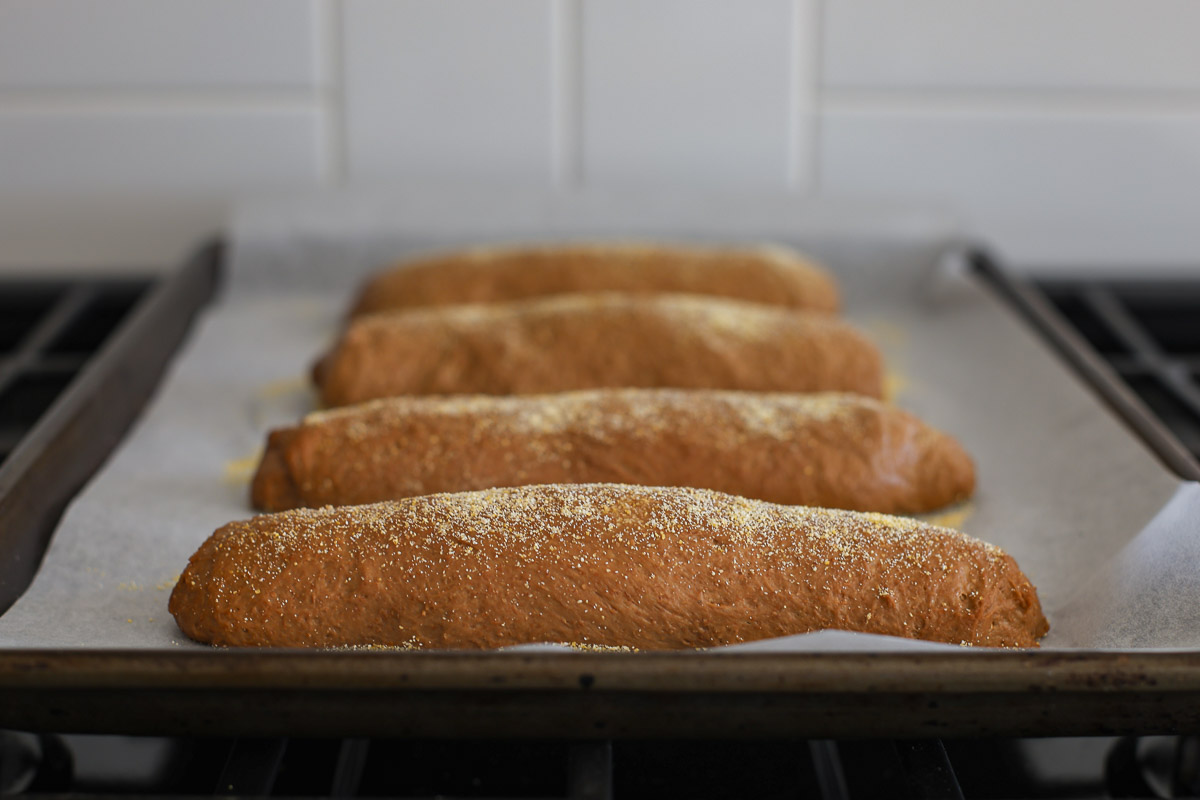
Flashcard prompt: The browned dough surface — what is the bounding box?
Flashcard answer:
[252,390,974,515]
[171,484,1047,650]
[350,242,840,316]
[316,293,883,407]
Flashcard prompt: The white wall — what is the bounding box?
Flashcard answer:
[2,0,1199,271]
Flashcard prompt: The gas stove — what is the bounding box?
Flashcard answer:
[1,246,1198,798]
[1038,277,1200,461]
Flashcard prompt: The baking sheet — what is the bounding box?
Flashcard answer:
[0,190,1193,651]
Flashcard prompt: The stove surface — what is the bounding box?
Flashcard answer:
[1039,279,1200,461]
[0,278,148,467]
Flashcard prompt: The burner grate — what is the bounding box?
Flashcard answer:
[5,734,992,799]
[22,732,1188,798]
[1038,280,1200,459]
[0,279,148,467]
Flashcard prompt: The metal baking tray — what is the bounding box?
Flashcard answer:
[2,215,1200,739]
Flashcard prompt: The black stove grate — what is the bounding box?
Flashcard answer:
[19,732,1196,799]
[0,279,149,467]
[13,729,1200,798]
[1038,279,1200,460]
[4,734,995,799]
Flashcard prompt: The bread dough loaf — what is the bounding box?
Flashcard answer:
[171,484,1047,649]
[252,390,974,514]
[350,242,839,316]
[315,293,883,407]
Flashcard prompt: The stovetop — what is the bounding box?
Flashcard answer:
[7,733,1168,798]
[0,278,148,467]
[1,268,1199,798]
[1038,279,1200,460]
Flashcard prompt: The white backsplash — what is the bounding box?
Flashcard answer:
[579,0,804,190]
[1,0,1198,272]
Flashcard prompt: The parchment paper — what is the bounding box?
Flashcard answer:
[0,189,1193,651]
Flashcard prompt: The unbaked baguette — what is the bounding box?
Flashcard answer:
[350,242,839,316]
[315,293,883,407]
[170,484,1048,649]
[252,390,974,514]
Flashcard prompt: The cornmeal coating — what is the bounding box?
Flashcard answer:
[171,484,1047,650]
[315,293,883,407]
[350,242,839,316]
[252,390,974,514]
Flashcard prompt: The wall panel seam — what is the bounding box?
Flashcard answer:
[821,87,1200,116]
[0,91,323,114]
[319,0,348,184]
[786,0,800,190]
[551,0,583,189]
[796,0,823,194]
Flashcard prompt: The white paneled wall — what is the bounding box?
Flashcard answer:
[2,0,1200,270]
[820,110,1200,265]
[581,0,801,189]
[0,110,322,192]
[0,0,325,269]
[343,0,555,184]
[823,0,1200,90]
[821,0,1200,267]
[0,0,321,88]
